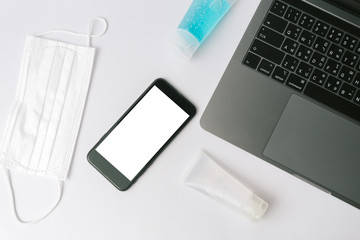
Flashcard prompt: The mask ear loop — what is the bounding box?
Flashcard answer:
[35,17,108,47]
[4,168,64,224]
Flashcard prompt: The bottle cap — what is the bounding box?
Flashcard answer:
[168,29,200,61]
[242,193,269,222]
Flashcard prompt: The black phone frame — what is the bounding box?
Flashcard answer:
[87,78,196,191]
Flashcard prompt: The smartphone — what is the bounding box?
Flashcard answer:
[87,79,196,191]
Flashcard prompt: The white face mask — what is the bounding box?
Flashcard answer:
[0,17,107,224]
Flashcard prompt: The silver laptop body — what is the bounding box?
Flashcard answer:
[201,0,360,209]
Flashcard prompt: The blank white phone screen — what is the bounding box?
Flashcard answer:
[96,86,189,180]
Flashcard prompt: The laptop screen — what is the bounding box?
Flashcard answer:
[325,0,360,16]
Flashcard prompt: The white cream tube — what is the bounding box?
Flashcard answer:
[184,151,268,222]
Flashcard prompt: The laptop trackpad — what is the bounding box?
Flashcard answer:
[264,94,360,204]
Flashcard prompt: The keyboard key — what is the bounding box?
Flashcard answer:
[338,66,355,83]
[257,26,285,48]
[299,13,315,30]
[342,51,358,68]
[296,45,312,62]
[353,73,360,87]
[312,20,329,37]
[296,61,313,79]
[285,23,302,40]
[282,55,299,71]
[257,59,275,76]
[339,83,356,100]
[284,7,301,23]
[299,30,316,47]
[327,27,344,44]
[310,69,327,86]
[264,13,288,33]
[314,37,330,53]
[250,39,285,65]
[325,75,342,93]
[304,82,360,122]
[310,52,327,69]
[327,44,344,60]
[281,38,298,55]
[270,0,288,17]
[243,52,261,69]
[341,34,358,50]
[286,73,307,92]
[324,59,341,76]
[356,42,360,54]
[272,66,289,83]
[354,90,360,105]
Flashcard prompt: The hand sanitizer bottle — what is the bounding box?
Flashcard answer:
[169,0,238,61]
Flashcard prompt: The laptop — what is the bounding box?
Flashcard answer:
[201,0,360,209]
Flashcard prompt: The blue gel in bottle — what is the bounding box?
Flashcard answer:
[179,0,231,44]
[169,0,237,60]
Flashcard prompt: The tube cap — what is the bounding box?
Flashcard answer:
[243,194,269,222]
[168,29,200,61]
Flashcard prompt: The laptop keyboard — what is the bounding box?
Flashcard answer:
[243,0,360,122]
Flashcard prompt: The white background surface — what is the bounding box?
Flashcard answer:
[0,0,359,239]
